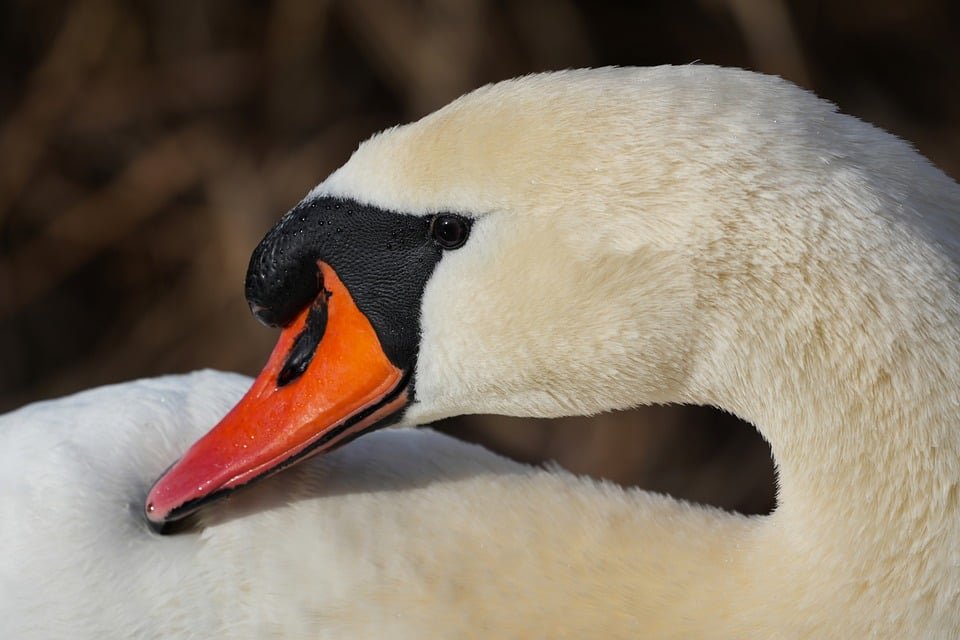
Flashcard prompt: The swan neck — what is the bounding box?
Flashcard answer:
[687,195,960,578]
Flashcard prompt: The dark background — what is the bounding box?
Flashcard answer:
[2,0,958,515]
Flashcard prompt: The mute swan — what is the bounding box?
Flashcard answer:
[3,65,959,638]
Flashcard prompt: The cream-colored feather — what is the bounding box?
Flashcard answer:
[3,66,959,637]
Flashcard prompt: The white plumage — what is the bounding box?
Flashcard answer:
[3,65,959,637]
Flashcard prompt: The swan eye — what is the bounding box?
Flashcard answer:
[430,214,471,250]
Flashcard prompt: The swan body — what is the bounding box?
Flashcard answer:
[3,65,960,637]
[1,371,736,639]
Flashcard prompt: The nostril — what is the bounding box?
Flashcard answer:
[276,289,331,387]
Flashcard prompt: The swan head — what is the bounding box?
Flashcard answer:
[146,66,821,527]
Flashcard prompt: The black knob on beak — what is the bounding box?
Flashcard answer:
[245,202,324,328]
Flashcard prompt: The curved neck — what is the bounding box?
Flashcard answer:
[677,176,960,631]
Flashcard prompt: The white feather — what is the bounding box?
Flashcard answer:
[4,66,960,637]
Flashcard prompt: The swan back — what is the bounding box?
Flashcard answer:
[0,372,532,637]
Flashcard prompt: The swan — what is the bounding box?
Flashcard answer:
[2,65,959,638]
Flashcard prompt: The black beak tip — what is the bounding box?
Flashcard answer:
[144,501,199,536]
[143,500,170,534]
[146,518,171,535]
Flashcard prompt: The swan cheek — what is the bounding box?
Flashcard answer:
[144,263,409,529]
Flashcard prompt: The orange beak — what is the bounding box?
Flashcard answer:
[145,262,408,527]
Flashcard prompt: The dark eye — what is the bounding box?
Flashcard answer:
[430,214,471,250]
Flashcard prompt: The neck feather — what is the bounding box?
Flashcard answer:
[679,153,960,632]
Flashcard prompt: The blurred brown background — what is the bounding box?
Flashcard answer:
[2,0,958,516]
